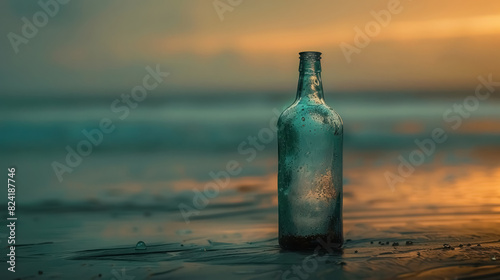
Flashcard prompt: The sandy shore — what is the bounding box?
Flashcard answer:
[2,149,500,279]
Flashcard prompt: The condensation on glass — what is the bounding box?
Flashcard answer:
[278,51,343,250]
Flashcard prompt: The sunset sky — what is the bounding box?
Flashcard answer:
[1,0,499,95]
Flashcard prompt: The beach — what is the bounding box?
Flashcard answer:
[2,0,500,278]
[1,94,500,279]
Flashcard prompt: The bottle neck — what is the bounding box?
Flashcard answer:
[296,52,324,104]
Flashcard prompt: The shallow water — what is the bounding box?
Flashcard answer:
[2,148,500,280]
[1,95,500,279]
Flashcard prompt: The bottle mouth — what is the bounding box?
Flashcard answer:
[299,51,322,60]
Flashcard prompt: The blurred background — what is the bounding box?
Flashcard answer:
[1,0,500,257]
[2,1,500,279]
[1,0,500,204]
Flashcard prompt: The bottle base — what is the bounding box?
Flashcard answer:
[279,234,343,251]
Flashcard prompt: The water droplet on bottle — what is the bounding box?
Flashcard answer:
[301,117,305,121]
[135,241,147,250]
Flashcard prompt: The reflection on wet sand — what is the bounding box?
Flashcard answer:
[9,149,500,279]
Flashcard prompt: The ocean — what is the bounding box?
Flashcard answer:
[1,92,500,279]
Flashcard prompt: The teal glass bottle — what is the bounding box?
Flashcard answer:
[278,51,343,250]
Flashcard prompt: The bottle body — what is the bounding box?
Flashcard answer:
[278,52,343,250]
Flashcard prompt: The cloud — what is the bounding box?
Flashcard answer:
[1,0,500,93]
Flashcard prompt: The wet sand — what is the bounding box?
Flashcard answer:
[3,149,500,280]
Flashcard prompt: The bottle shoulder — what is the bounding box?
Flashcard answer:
[278,101,343,128]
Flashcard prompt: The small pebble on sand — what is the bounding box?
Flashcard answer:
[135,241,147,250]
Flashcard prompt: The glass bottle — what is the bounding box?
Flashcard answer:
[278,51,343,250]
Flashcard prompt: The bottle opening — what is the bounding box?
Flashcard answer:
[298,51,322,73]
[299,51,322,60]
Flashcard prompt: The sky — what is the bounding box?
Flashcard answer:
[1,0,499,95]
